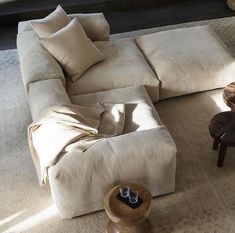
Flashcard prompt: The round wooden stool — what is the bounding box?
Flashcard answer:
[223,82,235,111]
[209,111,235,167]
[104,183,152,233]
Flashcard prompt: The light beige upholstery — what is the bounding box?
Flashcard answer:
[28,79,71,121]
[70,13,110,41]
[40,18,105,81]
[18,13,110,41]
[17,31,66,94]
[31,5,71,38]
[67,38,160,102]
[136,26,235,99]
[17,17,177,219]
[49,86,176,219]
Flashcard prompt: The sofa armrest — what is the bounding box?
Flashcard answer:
[17,31,66,95]
[28,79,71,121]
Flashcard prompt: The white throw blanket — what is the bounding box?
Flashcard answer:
[28,103,125,185]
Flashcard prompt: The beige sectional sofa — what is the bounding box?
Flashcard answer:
[17,12,235,219]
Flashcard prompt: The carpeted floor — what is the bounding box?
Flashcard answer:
[1,17,235,233]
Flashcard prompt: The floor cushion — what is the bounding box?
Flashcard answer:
[66,38,160,102]
[48,86,176,219]
[136,26,235,99]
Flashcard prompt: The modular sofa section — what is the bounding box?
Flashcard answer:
[48,86,176,219]
[17,29,160,102]
[136,26,235,99]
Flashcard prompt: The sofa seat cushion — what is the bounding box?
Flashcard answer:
[66,38,160,102]
[49,86,176,218]
[70,86,163,133]
[136,26,235,99]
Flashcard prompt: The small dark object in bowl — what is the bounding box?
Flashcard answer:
[116,192,142,209]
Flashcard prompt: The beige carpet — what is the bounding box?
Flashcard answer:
[1,16,235,233]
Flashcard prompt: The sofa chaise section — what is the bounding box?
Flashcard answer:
[66,38,160,102]
[48,86,176,219]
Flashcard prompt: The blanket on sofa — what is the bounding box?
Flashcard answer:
[28,103,125,185]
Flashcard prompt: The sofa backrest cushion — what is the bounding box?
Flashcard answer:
[70,13,110,41]
[39,18,105,82]
[17,30,66,95]
[18,13,110,41]
[31,5,71,38]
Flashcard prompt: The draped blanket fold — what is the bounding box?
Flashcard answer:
[28,103,125,185]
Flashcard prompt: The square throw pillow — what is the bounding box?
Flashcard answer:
[31,5,71,37]
[39,18,105,81]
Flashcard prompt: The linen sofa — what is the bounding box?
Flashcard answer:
[17,12,235,219]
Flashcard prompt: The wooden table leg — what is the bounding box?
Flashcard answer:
[217,144,228,167]
[213,139,219,150]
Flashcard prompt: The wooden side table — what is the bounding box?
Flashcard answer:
[227,0,235,11]
[223,82,235,111]
[209,111,235,167]
[104,183,152,233]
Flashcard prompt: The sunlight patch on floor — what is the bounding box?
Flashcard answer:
[3,205,58,233]
[209,91,230,112]
[0,211,25,227]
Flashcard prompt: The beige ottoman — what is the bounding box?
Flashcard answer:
[136,26,235,99]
